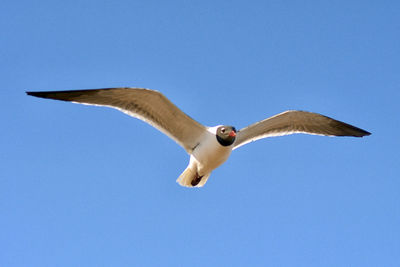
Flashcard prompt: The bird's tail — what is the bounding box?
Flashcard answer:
[176,167,211,188]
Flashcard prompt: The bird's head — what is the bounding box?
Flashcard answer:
[216,125,236,146]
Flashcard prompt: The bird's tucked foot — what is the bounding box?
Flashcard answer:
[191,175,204,186]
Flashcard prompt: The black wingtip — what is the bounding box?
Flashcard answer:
[350,128,371,137]
[335,118,372,137]
[352,126,371,137]
[362,130,372,137]
[25,90,83,101]
[26,91,45,98]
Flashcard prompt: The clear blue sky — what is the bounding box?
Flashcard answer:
[1,0,399,266]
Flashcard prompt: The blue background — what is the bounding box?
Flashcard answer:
[2,0,399,266]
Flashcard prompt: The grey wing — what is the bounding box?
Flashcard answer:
[27,88,207,153]
[233,110,371,150]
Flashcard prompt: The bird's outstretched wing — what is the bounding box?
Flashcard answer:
[234,110,371,150]
[27,88,207,153]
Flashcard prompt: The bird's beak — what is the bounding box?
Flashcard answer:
[229,130,236,137]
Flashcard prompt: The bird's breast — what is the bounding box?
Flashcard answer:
[191,133,233,174]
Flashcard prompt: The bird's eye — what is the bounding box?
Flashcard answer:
[221,128,226,133]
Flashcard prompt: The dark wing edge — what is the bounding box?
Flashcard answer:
[233,110,371,150]
[26,88,207,153]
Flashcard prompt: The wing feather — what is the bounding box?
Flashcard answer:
[234,110,370,150]
[27,88,206,153]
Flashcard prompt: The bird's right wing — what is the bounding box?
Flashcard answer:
[234,110,371,150]
[27,88,207,153]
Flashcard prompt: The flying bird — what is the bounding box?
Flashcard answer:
[27,88,371,187]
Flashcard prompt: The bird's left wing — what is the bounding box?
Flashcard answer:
[233,110,371,150]
[27,88,207,153]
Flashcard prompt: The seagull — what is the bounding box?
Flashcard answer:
[27,88,371,187]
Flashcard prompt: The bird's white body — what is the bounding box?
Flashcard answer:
[177,126,233,187]
[192,126,233,175]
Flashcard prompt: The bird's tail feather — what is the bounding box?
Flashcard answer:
[176,167,210,188]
